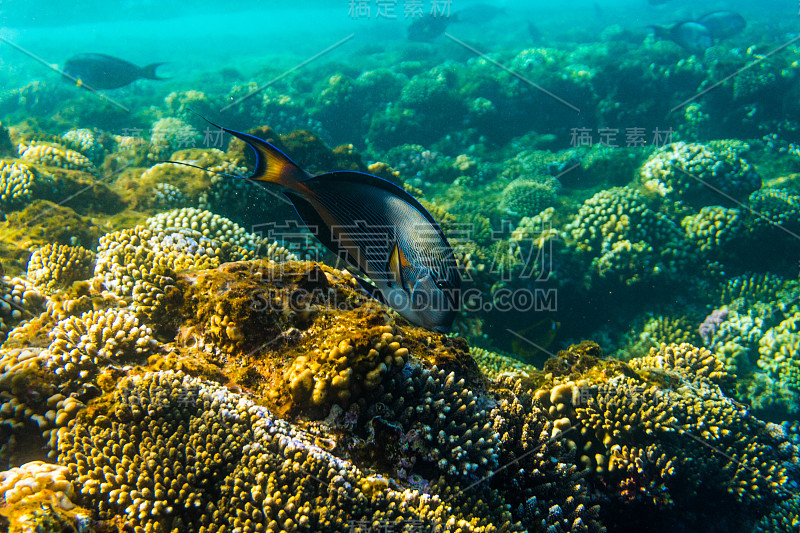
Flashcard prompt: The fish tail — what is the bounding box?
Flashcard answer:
[198,116,308,190]
[141,62,168,80]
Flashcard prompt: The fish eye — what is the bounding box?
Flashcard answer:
[435,280,447,290]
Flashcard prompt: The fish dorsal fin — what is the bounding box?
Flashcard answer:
[386,243,410,292]
[200,118,308,190]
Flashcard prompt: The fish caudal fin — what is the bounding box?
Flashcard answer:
[199,117,309,190]
[141,62,168,80]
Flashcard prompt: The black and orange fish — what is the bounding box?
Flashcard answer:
[170,119,461,332]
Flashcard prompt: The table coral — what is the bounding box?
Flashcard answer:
[470,346,535,381]
[491,376,605,533]
[365,362,500,479]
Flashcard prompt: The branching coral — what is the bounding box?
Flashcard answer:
[640,142,761,206]
[27,243,94,294]
[18,141,96,173]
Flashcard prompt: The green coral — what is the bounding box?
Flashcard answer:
[751,310,800,413]
[564,187,689,286]
[747,188,800,231]
[681,205,744,257]
[500,175,561,217]
[640,142,761,206]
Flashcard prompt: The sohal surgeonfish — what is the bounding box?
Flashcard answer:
[649,21,713,53]
[407,14,451,42]
[171,119,461,333]
[697,10,746,39]
[63,53,167,90]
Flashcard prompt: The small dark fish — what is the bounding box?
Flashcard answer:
[62,53,166,90]
[649,21,712,53]
[170,119,462,333]
[697,10,746,39]
[407,14,451,42]
[526,20,542,41]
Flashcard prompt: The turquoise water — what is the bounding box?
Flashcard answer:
[1,1,800,532]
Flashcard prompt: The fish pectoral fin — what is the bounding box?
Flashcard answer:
[386,243,409,291]
[352,274,386,304]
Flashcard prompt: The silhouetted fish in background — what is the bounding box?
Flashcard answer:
[453,3,506,24]
[407,14,451,42]
[649,21,713,53]
[62,53,167,89]
[168,119,462,333]
[527,20,542,41]
[407,4,507,42]
[697,10,746,39]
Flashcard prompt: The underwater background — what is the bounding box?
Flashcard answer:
[1,0,800,531]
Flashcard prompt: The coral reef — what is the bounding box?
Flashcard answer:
[61,128,106,164]
[681,205,744,257]
[564,187,689,287]
[500,175,561,218]
[751,309,800,413]
[640,142,761,206]
[17,141,96,174]
[536,342,790,530]
[4,34,800,531]
[0,160,40,210]
[149,118,199,160]
[60,370,523,533]
[27,243,95,294]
